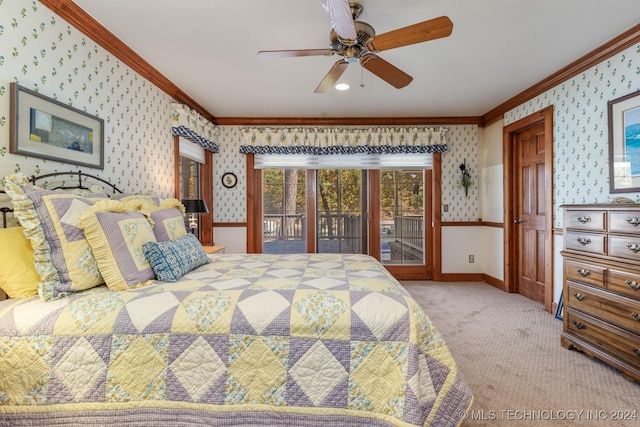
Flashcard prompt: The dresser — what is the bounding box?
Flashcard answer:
[561,204,640,382]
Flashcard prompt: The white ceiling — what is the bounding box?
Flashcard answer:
[72,0,640,119]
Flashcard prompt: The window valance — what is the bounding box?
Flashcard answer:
[239,127,448,155]
[170,102,219,153]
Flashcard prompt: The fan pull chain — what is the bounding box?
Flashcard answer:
[360,65,365,88]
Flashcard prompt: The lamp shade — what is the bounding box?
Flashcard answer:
[181,199,209,214]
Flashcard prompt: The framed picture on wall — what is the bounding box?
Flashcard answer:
[609,90,640,193]
[10,83,104,170]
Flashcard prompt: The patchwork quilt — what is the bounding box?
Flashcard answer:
[0,253,472,426]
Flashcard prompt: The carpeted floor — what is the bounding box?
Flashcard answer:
[401,281,640,427]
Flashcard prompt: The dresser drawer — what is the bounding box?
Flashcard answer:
[566,309,640,369]
[609,235,640,262]
[608,268,640,301]
[564,209,606,231]
[609,211,640,233]
[567,282,640,335]
[565,259,606,288]
[565,231,606,255]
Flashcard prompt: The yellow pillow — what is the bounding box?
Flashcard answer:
[80,200,157,290]
[0,227,40,298]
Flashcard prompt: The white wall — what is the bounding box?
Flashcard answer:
[213,227,247,254]
[441,226,485,274]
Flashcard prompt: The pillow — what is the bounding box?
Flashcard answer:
[115,194,162,206]
[70,185,108,197]
[80,200,157,290]
[0,227,40,298]
[148,198,187,242]
[3,174,108,301]
[143,233,210,282]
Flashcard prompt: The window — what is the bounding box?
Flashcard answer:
[174,136,213,244]
[262,169,307,253]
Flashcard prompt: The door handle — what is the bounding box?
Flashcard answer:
[514,218,523,224]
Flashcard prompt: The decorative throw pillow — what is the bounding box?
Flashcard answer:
[80,200,157,290]
[143,233,210,282]
[148,198,187,242]
[70,185,108,197]
[3,173,107,301]
[115,194,162,207]
[0,227,40,298]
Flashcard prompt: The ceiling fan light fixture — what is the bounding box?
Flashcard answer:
[335,83,350,91]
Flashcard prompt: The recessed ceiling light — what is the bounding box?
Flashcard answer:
[335,83,350,91]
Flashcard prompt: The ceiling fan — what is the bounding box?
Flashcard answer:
[257,0,453,93]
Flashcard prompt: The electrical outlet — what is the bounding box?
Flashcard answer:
[443,204,449,212]
[469,255,474,263]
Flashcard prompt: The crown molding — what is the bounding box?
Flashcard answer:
[213,116,483,126]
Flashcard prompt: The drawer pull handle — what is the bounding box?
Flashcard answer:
[573,292,586,301]
[633,347,640,357]
[577,216,591,224]
[572,320,586,330]
[626,217,640,227]
[632,312,640,322]
[626,243,640,253]
[625,280,640,291]
[577,237,591,246]
[577,268,591,277]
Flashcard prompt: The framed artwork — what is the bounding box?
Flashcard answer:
[10,83,104,169]
[608,91,640,193]
[555,294,564,321]
[222,172,238,189]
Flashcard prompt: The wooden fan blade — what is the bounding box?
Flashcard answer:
[315,59,349,93]
[361,54,413,89]
[367,16,453,52]
[258,49,336,58]
[320,0,357,43]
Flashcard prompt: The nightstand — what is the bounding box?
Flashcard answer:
[202,245,226,254]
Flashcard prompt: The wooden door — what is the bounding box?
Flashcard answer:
[515,122,546,304]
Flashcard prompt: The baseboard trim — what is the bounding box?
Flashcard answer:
[439,273,485,282]
[438,273,505,288]
[483,274,504,290]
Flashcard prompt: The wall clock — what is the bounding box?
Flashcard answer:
[222,172,237,189]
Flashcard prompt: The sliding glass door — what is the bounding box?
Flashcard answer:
[380,170,424,265]
[317,170,366,254]
[250,150,434,279]
[262,169,307,254]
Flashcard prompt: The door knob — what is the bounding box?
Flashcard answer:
[514,218,523,224]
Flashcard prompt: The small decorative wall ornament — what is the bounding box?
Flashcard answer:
[222,172,237,189]
[458,160,474,197]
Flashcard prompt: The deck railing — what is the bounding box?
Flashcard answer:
[263,213,306,240]
[263,213,422,257]
[394,215,424,250]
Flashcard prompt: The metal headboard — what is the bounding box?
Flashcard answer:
[29,171,124,194]
[1,171,124,228]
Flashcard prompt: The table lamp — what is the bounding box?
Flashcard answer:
[181,199,209,234]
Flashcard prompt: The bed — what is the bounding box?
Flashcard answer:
[0,171,472,427]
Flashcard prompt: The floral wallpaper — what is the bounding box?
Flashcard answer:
[0,1,175,208]
[505,42,640,228]
[214,126,246,223]
[213,125,479,223]
[439,125,479,222]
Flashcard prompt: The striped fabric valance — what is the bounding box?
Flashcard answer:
[239,127,448,155]
[170,103,219,153]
